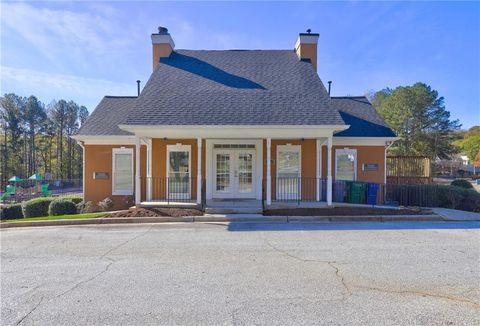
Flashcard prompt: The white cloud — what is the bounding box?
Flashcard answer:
[1,65,136,110]
[1,2,143,73]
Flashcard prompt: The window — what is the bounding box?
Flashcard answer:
[167,145,191,199]
[335,149,357,181]
[112,148,133,195]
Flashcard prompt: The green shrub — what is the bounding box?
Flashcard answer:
[450,179,473,189]
[387,184,480,212]
[48,199,78,216]
[60,195,83,204]
[76,201,95,214]
[459,189,480,212]
[97,197,114,212]
[22,197,54,218]
[1,204,24,220]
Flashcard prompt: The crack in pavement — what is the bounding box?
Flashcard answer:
[99,226,153,259]
[353,284,480,308]
[55,226,154,299]
[15,296,43,326]
[11,226,154,325]
[54,261,114,299]
[264,239,351,300]
[264,238,479,308]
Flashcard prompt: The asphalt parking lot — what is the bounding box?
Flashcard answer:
[1,221,479,325]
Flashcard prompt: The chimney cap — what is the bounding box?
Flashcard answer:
[157,26,169,35]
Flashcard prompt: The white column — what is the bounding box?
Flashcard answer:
[316,139,321,201]
[266,138,272,205]
[146,138,152,201]
[197,138,202,204]
[327,136,333,206]
[135,136,141,205]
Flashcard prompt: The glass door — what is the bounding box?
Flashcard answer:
[235,151,255,197]
[213,147,256,198]
[277,145,301,200]
[167,145,191,200]
[214,151,233,196]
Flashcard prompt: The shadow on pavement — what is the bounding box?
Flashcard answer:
[226,221,480,232]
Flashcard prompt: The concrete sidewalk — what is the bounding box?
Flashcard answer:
[0,213,452,228]
[431,208,480,221]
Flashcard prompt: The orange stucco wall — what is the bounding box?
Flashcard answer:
[84,145,146,209]
[321,145,385,184]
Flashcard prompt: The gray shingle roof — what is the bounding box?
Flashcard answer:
[331,97,396,137]
[76,96,136,136]
[125,50,345,126]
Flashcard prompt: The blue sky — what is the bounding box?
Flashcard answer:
[1,1,479,128]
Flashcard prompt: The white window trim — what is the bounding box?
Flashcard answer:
[335,148,357,181]
[276,144,302,200]
[112,147,134,196]
[166,144,192,197]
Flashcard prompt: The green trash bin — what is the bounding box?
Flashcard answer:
[350,182,366,204]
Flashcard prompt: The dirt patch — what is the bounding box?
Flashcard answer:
[264,207,431,216]
[106,207,203,218]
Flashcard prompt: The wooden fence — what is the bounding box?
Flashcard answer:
[386,156,432,184]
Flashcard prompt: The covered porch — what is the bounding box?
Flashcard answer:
[126,126,342,208]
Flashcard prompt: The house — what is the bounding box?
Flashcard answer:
[73,27,397,210]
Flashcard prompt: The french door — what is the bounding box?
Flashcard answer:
[213,149,255,198]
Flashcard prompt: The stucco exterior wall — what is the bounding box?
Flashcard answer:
[84,144,146,209]
[321,145,386,184]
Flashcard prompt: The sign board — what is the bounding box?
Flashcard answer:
[362,163,379,172]
[93,172,109,180]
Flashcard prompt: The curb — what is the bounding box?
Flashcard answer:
[0,214,466,229]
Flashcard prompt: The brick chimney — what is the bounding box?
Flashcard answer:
[151,26,175,70]
[294,29,319,70]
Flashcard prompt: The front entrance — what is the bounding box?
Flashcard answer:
[213,146,255,199]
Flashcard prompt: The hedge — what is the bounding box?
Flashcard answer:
[49,199,78,216]
[1,204,24,220]
[450,179,473,189]
[21,197,55,218]
[60,195,83,204]
[386,184,480,212]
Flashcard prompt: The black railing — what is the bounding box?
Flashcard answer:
[273,177,320,203]
[141,177,198,203]
[201,179,207,211]
[268,178,386,205]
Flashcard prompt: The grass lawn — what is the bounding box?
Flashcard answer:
[4,212,106,223]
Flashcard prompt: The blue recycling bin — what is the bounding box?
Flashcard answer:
[367,183,379,205]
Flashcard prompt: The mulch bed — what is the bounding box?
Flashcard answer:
[264,207,431,216]
[106,207,203,218]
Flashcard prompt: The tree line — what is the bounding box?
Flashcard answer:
[0,93,89,187]
[371,82,463,160]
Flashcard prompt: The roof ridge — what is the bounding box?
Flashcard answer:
[331,96,367,99]
[104,95,137,98]
[176,49,293,52]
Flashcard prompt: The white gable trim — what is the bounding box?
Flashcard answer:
[333,137,398,146]
[118,124,349,139]
[71,135,136,145]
